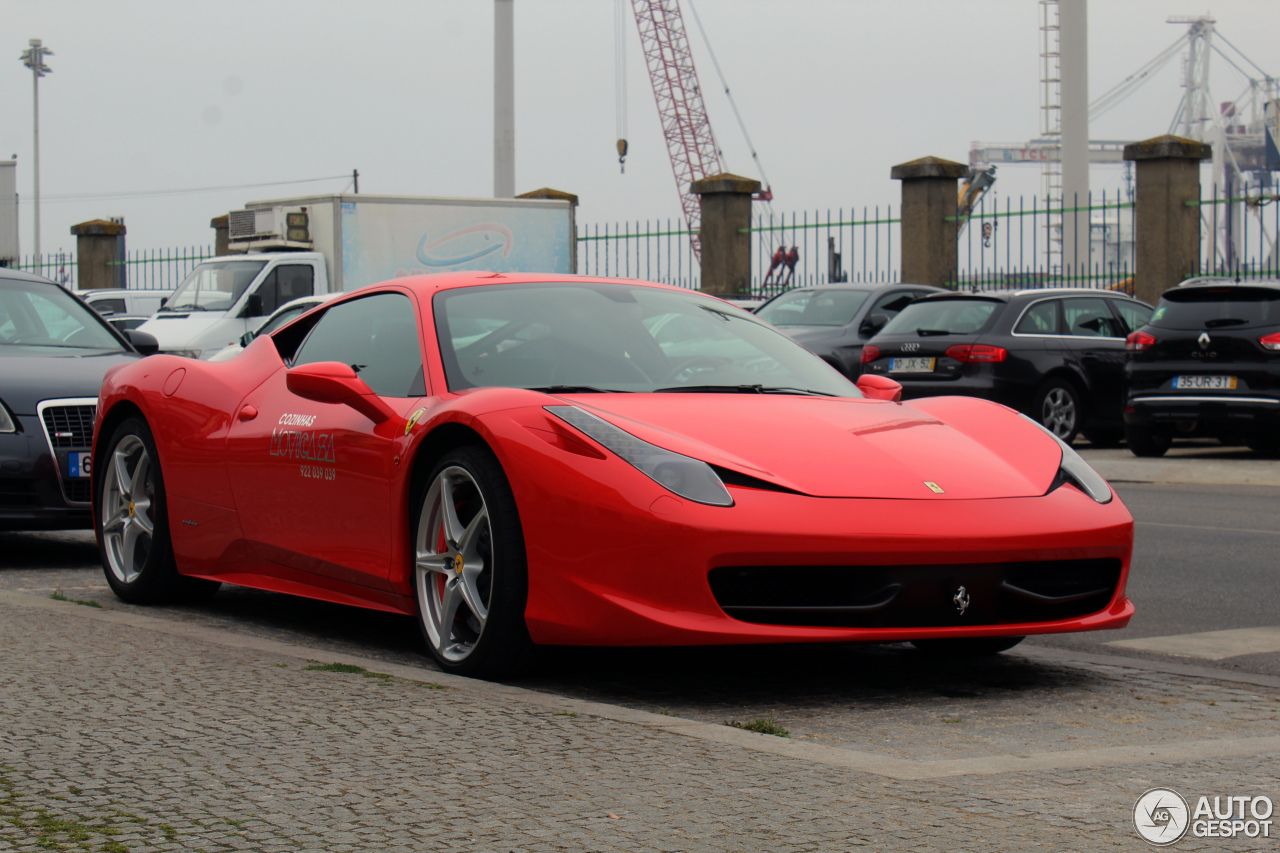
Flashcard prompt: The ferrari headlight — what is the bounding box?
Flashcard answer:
[0,399,15,433]
[546,405,734,507]
[1020,414,1112,504]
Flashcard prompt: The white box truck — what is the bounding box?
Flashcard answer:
[137,193,575,359]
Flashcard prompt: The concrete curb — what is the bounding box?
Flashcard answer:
[8,589,1280,782]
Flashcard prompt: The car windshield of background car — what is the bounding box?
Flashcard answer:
[756,289,870,327]
[163,260,267,312]
[0,282,125,352]
[1150,287,1280,330]
[879,299,1000,336]
[435,282,861,397]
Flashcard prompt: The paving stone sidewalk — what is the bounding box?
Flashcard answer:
[2,595,1278,852]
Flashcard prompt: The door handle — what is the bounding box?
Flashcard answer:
[238,405,258,422]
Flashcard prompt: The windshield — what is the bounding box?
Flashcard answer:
[434,282,861,396]
[879,298,1000,336]
[0,280,126,352]
[756,289,870,327]
[1151,286,1280,330]
[163,260,266,312]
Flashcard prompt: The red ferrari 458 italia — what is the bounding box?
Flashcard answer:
[92,273,1134,676]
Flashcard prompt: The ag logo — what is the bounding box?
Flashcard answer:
[1134,787,1190,845]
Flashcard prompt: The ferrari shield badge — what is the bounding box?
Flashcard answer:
[405,407,426,435]
[924,481,945,494]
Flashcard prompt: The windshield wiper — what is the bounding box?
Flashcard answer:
[528,385,628,394]
[1204,318,1247,328]
[160,303,208,312]
[654,384,835,396]
[916,328,951,336]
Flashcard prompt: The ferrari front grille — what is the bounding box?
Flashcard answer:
[708,559,1122,628]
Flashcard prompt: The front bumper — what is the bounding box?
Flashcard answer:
[0,403,96,531]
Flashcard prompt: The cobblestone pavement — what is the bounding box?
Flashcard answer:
[2,592,1278,852]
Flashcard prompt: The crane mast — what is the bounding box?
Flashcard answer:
[630,0,724,260]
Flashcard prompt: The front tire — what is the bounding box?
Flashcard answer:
[1125,424,1171,458]
[1033,378,1083,444]
[412,446,533,678]
[97,417,220,604]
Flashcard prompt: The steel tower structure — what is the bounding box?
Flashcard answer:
[630,0,724,259]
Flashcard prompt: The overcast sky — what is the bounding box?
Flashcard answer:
[2,0,1277,257]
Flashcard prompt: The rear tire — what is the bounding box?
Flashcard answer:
[1244,431,1280,456]
[911,636,1025,657]
[97,417,220,604]
[411,445,534,679]
[1032,379,1083,444]
[1125,424,1171,458]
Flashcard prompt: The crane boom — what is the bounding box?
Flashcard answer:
[631,0,724,259]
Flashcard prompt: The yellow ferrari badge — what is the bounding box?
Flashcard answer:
[404,408,426,435]
[924,481,945,494]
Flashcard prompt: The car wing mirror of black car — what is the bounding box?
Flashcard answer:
[860,312,890,336]
[123,329,159,356]
[285,361,397,425]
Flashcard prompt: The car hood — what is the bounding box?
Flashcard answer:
[0,350,141,414]
[137,311,236,351]
[566,393,1062,500]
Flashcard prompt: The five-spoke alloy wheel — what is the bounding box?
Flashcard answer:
[413,446,532,677]
[97,417,219,604]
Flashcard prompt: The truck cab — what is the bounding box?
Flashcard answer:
[136,252,328,359]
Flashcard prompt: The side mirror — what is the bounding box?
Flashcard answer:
[285,361,397,424]
[123,329,159,356]
[239,330,255,348]
[856,373,902,402]
[244,293,264,317]
[159,297,168,308]
[860,312,890,337]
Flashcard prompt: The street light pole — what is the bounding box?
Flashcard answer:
[20,38,53,262]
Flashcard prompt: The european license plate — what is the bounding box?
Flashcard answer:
[68,451,91,478]
[1172,375,1237,390]
[889,357,935,373]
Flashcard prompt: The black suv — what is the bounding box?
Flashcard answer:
[1123,280,1280,456]
[861,288,1154,444]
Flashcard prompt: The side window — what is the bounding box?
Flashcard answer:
[1110,299,1154,334]
[869,291,917,321]
[1062,297,1125,338]
[90,298,126,316]
[1015,299,1060,335]
[257,265,315,316]
[293,292,425,397]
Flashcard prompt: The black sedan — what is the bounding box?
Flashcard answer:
[1124,279,1280,456]
[754,282,946,378]
[0,270,155,530]
[860,288,1154,444]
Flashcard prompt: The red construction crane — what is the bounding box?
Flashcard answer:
[628,0,723,259]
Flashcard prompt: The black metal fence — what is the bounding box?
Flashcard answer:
[1196,186,1280,280]
[7,245,214,293]
[954,191,1135,292]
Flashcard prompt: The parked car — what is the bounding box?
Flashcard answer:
[104,315,152,334]
[80,288,171,318]
[206,292,340,362]
[754,282,946,378]
[1123,279,1280,456]
[93,272,1132,678]
[0,269,155,530]
[860,288,1154,444]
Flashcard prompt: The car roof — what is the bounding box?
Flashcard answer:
[918,286,1139,303]
[0,267,63,287]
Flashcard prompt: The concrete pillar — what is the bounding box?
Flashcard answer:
[891,156,967,288]
[210,214,230,256]
[1123,135,1211,305]
[70,219,126,291]
[691,173,760,295]
[517,187,578,273]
